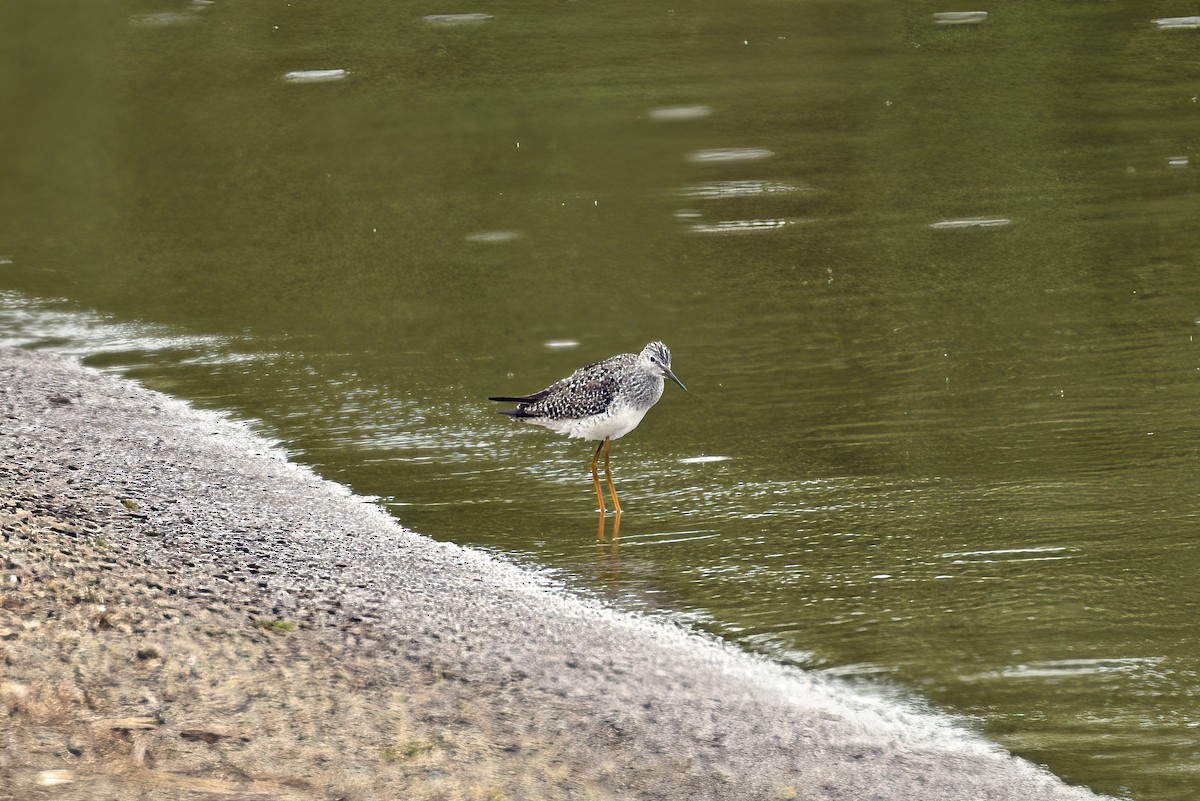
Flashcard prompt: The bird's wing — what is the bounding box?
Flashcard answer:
[527,357,626,418]
[490,353,633,418]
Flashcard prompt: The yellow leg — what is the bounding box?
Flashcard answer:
[602,437,621,516]
[591,440,607,516]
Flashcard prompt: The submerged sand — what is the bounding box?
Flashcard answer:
[0,347,1110,801]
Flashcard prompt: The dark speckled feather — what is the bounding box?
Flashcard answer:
[498,354,633,420]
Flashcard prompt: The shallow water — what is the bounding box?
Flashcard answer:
[4,3,1200,798]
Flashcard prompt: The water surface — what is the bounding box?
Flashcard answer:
[3,3,1199,798]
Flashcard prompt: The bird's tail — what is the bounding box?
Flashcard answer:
[488,396,537,418]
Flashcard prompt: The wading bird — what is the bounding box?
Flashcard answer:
[489,341,686,515]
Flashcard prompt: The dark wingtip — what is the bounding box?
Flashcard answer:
[490,395,541,418]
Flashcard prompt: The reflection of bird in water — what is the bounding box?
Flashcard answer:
[489,341,686,516]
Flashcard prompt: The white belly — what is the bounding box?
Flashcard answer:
[535,404,650,441]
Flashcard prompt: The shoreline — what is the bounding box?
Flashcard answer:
[0,346,1110,800]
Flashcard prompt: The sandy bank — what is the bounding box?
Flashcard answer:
[0,347,1110,800]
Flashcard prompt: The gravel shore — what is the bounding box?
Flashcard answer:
[0,347,1111,801]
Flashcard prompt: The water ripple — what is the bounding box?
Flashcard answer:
[1153,16,1200,29]
[933,12,988,25]
[929,217,1012,229]
[940,546,1074,565]
[615,530,722,547]
[678,180,812,199]
[465,230,521,243]
[649,105,713,121]
[130,11,198,27]
[689,218,810,234]
[0,291,229,358]
[686,147,774,164]
[979,657,1164,681]
[423,13,494,26]
[283,69,348,84]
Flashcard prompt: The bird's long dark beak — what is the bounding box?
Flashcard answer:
[665,367,687,392]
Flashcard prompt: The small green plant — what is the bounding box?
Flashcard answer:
[93,535,109,550]
[381,736,447,762]
[254,618,296,633]
[401,740,435,757]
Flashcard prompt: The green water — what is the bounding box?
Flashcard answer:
[4,3,1200,798]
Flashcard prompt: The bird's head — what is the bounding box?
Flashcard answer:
[640,341,687,391]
